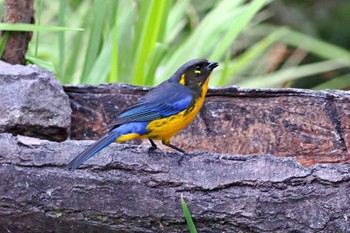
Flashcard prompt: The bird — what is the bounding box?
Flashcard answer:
[67,59,218,170]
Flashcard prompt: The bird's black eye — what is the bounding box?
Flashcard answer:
[194,65,201,74]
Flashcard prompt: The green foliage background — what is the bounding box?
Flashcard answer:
[0,0,350,89]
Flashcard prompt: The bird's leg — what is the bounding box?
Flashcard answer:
[162,140,192,164]
[148,139,158,156]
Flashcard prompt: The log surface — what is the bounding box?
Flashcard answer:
[2,83,350,232]
[65,84,350,167]
[0,133,349,232]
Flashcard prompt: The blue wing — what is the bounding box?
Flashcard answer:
[108,82,194,128]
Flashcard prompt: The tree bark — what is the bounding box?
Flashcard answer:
[1,83,350,232]
[1,0,34,64]
[0,133,349,232]
[65,84,350,167]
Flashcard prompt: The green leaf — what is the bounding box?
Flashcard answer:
[161,0,261,80]
[216,27,289,86]
[0,31,9,58]
[116,0,136,83]
[313,73,350,90]
[181,194,198,233]
[58,0,66,81]
[26,55,57,74]
[34,0,43,56]
[0,23,83,32]
[80,1,109,83]
[255,24,350,65]
[210,0,270,61]
[131,0,171,85]
[238,59,347,88]
[85,31,114,84]
[108,12,119,83]
[145,43,168,86]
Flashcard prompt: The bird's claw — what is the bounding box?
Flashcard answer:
[177,152,193,165]
[148,146,162,156]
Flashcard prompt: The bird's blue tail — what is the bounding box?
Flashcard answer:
[66,129,120,170]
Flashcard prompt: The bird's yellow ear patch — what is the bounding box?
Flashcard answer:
[194,70,201,74]
[179,74,186,85]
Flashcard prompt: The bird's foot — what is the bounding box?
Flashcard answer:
[177,152,193,165]
[148,146,163,157]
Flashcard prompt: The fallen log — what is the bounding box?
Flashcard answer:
[0,133,349,232]
[2,75,350,232]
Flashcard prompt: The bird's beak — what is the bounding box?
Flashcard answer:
[206,62,219,71]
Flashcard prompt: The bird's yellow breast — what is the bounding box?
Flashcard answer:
[144,78,210,142]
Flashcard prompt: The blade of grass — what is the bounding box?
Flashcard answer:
[133,1,152,56]
[84,0,119,84]
[146,0,173,85]
[313,73,350,90]
[238,59,348,88]
[58,0,66,80]
[181,194,198,233]
[116,0,137,83]
[108,9,119,83]
[131,0,169,85]
[80,1,109,83]
[26,55,56,73]
[62,30,85,83]
[214,51,230,86]
[0,23,83,32]
[161,0,246,79]
[216,27,289,86]
[34,0,42,56]
[0,31,9,58]
[157,0,173,43]
[165,0,189,44]
[256,24,350,65]
[281,28,350,65]
[85,31,114,84]
[210,0,270,61]
[145,43,168,85]
[186,0,244,56]
[58,1,90,84]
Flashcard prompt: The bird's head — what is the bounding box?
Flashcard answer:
[170,59,219,88]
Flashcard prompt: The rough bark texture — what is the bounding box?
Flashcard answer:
[65,83,350,167]
[0,61,71,141]
[1,0,34,64]
[0,133,349,233]
[1,70,350,231]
